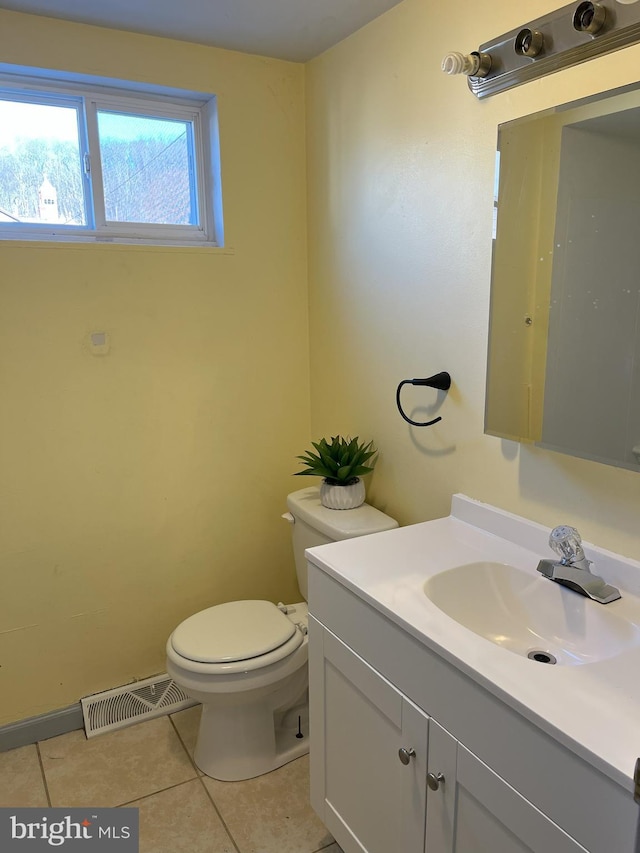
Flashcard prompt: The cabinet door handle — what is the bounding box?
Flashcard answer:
[427,771,445,790]
[398,747,416,765]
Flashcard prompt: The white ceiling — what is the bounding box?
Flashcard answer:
[0,0,404,62]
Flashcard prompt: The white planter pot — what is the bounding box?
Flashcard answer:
[320,478,366,510]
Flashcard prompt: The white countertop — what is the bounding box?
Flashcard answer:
[306,494,640,794]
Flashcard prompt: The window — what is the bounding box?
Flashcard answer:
[0,75,222,245]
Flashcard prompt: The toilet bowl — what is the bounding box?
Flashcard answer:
[166,486,398,781]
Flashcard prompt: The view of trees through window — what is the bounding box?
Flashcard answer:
[0,98,85,225]
[98,111,194,225]
[0,97,197,228]
[0,135,85,224]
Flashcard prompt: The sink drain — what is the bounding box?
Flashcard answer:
[527,650,557,665]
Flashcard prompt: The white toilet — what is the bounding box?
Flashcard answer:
[166,485,398,781]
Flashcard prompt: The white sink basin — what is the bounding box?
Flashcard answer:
[423,561,640,665]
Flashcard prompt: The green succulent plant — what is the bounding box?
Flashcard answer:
[294,435,377,485]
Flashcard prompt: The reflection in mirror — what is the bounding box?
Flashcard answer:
[486,83,640,472]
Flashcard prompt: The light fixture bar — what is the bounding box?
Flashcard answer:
[442,1,640,99]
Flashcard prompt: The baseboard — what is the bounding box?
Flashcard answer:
[0,704,84,753]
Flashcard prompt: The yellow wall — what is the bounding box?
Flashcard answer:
[5,0,640,728]
[306,0,640,556]
[0,11,309,724]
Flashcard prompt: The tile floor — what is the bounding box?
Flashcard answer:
[0,705,343,853]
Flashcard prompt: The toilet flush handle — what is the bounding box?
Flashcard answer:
[282,512,295,524]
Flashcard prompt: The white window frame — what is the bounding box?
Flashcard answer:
[0,71,222,247]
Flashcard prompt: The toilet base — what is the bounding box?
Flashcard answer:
[194,696,309,781]
[167,601,310,782]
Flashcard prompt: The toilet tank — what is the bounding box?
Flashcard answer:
[285,486,398,600]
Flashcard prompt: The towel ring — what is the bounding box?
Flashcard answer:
[396,372,451,427]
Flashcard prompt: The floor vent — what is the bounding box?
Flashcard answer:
[81,674,197,738]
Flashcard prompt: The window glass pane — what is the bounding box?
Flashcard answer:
[0,98,85,225]
[97,111,196,226]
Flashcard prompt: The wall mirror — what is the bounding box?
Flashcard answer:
[486,81,640,472]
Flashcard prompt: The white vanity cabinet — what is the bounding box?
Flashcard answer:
[309,621,429,853]
[310,615,586,853]
[308,558,639,853]
[426,720,586,853]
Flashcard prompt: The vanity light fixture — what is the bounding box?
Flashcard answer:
[441,51,491,77]
[572,2,607,33]
[514,29,545,57]
[442,0,640,98]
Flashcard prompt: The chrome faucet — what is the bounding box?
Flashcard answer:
[536,525,621,604]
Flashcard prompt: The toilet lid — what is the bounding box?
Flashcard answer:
[170,600,296,664]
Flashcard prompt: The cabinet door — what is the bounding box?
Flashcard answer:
[309,620,429,853]
[425,720,587,853]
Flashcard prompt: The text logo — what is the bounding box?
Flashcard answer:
[0,808,138,851]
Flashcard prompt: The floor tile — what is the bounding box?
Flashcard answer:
[203,755,332,853]
[130,778,236,853]
[40,716,196,807]
[0,744,48,807]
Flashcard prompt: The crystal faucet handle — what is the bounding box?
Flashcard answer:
[549,525,585,564]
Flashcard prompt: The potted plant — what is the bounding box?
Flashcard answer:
[294,435,377,509]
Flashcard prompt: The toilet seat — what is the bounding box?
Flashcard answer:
[168,600,304,675]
